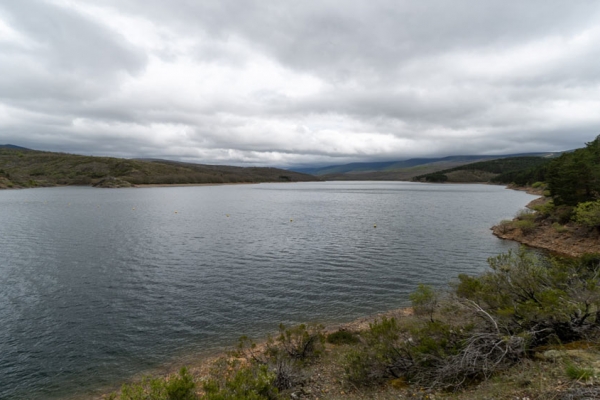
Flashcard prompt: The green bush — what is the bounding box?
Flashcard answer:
[233,324,323,393]
[344,254,577,389]
[272,323,324,361]
[233,339,298,393]
[203,363,278,400]
[552,205,574,224]
[531,200,555,217]
[455,248,600,345]
[326,330,359,345]
[344,348,379,385]
[343,314,517,389]
[496,220,514,234]
[531,181,545,189]
[343,317,404,385]
[410,284,437,321]
[113,367,197,400]
[514,219,536,235]
[515,208,536,220]
[574,200,600,229]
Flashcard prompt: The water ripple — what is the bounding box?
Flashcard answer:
[0,182,536,399]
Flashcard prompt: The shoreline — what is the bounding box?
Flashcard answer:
[133,182,261,188]
[491,188,600,257]
[0,181,295,190]
[492,219,600,257]
[90,306,414,399]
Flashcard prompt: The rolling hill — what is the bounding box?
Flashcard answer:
[412,156,556,183]
[0,147,319,189]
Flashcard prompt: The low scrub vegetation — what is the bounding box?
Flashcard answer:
[326,330,359,345]
[345,249,600,391]
[109,249,600,399]
[108,367,196,400]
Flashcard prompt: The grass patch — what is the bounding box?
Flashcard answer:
[565,363,595,381]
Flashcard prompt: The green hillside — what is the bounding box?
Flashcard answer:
[413,156,554,183]
[0,147,318,189]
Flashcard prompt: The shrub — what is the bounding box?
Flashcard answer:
[113,367,198,400]
[455,248,600,345]
[326,330,359,345]
[410,284,438,321]
[344,346,390,386]
[235,337,302,393]
[574,200,600,229]
[514,219,536,235]
[343,317,405,385]
[234,324,322,393]
[551,205,574,224]
[496,220,514,234]
[343,314,523,390]
[515,208,536,221]
[203,363,278,400]
[531,181,545,189]
[273,323,325,361]
[531,200,555,217]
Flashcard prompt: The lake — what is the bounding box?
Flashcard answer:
[0,181,536,399]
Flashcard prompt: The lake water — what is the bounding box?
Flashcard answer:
[0,182,536,399]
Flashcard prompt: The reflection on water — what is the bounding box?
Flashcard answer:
[0,182,535,399]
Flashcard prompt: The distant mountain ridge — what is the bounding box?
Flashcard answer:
[290,152,562,176]
[288,152,564,181]
[0,144,31,151]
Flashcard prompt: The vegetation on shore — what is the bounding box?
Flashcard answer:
[492,136,600,256]
[107,248,600,400]
[0,147,318,189]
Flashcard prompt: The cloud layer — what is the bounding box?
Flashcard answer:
[1,0,599,166]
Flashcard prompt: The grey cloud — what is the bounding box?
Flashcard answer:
[0,0,599,166]
[101,0,600,77]
[0,0,147,103]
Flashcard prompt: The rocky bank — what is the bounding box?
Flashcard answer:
[492,195,600,257]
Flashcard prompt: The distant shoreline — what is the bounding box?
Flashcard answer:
[133,182,261,188]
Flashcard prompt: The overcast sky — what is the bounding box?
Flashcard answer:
[1,0,599,167]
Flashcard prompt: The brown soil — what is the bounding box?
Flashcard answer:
[492,222,600,257]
